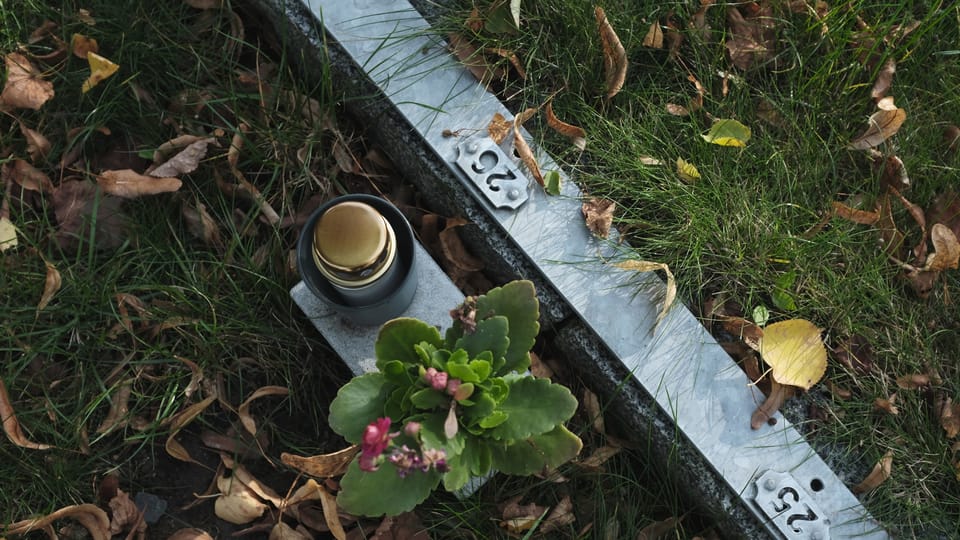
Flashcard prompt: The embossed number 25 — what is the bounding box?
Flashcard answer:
[772,487,819,533]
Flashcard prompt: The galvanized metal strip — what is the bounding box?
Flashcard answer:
[308,1,887,537]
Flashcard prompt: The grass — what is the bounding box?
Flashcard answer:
[1,0,697,538]
[439,0,960,535]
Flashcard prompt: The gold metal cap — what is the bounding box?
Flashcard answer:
[312,201,396,287]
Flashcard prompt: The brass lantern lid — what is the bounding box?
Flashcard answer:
[312,201,395,286]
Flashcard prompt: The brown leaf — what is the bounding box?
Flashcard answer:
[637,516,681,540]
[529,351,554,379]
[35,260,61,313]
[108,489,145,537]
[165,395,216,463]
[10,159,54,193]
[448,33,503,86]
[577,445,621,470]
[721,316,763,352]
[880,155,910,192]
[488,112,512,145]
[922,223,959,271]
[71,33,99,58]
[877,193,904,256]
[439,217,484,272]
[149,137,216,178]
[642,22,664,49]
[596,7,627,98]
[486,47,526,79]
[185,0,222,8]
[545,100,586,150]
[873,393,899,415]
[582,388,604,434]
[2,504,110,540]
[725,3,776,70]
[751,380,793,429]
[895,373,929,390]
[18,122,51,162]
[943,125,960,155]
[96,380,133,434]
[825,380,853,400]
[270,522,311,540]
[871,58,896,101]
[371,511,430,540]
[0,52,55,110]
[97,169,182,198]
[215,473,268,525]
[281,446,360,478]
[851,450,893,494]
[938,397,960,439]
[225,124,281,225]
[500,496,548,533]
[317,484,347,540]
[690,0,716,38]
[0,378,54,450]
[513,123,544,187]
[238,385,289,436]
[665,103,689,116]
[540,495,575,534]
[849,104,906,149]
[833,335,874,375]
[927,190,960,239]
[831,201,879,225]
[182,199,222,247]
[582,198,615,238]
[167,528,215,540]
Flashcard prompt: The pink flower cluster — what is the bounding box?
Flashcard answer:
[358,417,448,477]
[423,367,462,396]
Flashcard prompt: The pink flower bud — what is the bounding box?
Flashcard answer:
[404,421,421,436]
[431,371,448,391]
[445,378,461,396]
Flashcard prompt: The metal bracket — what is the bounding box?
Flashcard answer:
[751,470,831,540]
[454,136,529,210]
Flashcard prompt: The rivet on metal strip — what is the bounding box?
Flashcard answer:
[454,136,530,210]
[751,470,831,540]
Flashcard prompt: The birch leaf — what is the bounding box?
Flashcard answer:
[759,319,827,390]
[545,99,586,150]
[1,52,54,110]
[852,451,893,494]
[702,119,751,147]
[614,260,676,328]
[595,7,626,98]
[676,158,701,182]
[81,52,119,93]
[281,445,360,478]
[642,22,664,49]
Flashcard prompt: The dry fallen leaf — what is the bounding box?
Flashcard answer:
[721,316,763,352]
[488,112,512,145]
[238,385,289,436]
[832,200,880,225]
[2,504,110,540]
[149,137,216,177]
[165,395,216,463]
[751,380,795,429]
[582,388,604,434]
[10,159,54,193]
[852,450,893,494]
[582,198,615,238]
[642,22,664,49]
[540,495,575,534]
[167,528,215,540]
[82,52,120,93]
[97,169,182,198]
[0,378,54,450]
[638,516,682,540]
[871,58,896,101]
[96,381,133,434]
[849,102,906,150]
[37,260,61,311]
[725,3,776,70]
[759,319,828,390]
[500,496,549,533]
[939,397,960,439]
[0,216,17,252]
[270,522,311,540]
[447,33,504,86]
[71,33,99,58]
[896,373,930,390]
[922,223,959,271]
[545,99,586,150]
[317,483,347,540]
[614,259,677,328]
[215,473,268,524]
[1,52,55,110]
[873,393,899,415]
[18,122,51,162]
[513,123,544,187]
[577,445,622,470]
[439,217,484,272]
[108,489,145,537]
[595,7,627,98]
[833,334,875,375]
[181,199,222,247]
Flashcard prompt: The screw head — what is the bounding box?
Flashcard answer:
[507,188,521,200]
[466,142,479,154]
[764,478,777,491]
[810,531,822,540]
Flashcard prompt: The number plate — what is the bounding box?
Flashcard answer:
[455,136,530,210]
[751,470,830,540]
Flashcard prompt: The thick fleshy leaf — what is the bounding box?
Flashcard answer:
[760,319,827,390]
[488,376,577,440]
[702,119,751,147]
[376,318,442,368]
[475,280,539,374]
[328,373,392,443]
[337,457,440,516]
[454,316,509,366]
[490,425,583,475]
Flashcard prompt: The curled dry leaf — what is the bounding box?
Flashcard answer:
[721,316,763,352]
[97,169,182,198]
[1,52,55,110]
[18,122,51,162]
[439,217,484,272]
[831,200,879,225]
[165,395,216,463]
[226,124,281,225]
[317,483,347,540]
[149,137,216,178]
[751,380,794,429]
[540,495,575,534]
[871,58,896,101]
[873,393,899,415]
[849,102,906,150]
[577,445,621,470]
[215,473,268,525]
[642,22,664,49]
[488,112,512,145]
[614,259,677,329]
[939,397,959,439]
[281,447,362,479]
[2,504,110,540]
[96,380,133,433]
[108,489,145,537]
[896,373,930,390]
[833,334,875,375]
[182,199,222,247]
[922,223,959,271]
[759,319,828,390]
[270,522,311,540]
[167,529,215,540]
[37,261,61,311]
[238,385,289,436]
[582,197,615,238]
[447,33,504,86]
[500,496,548,533]
[638,516,682,540]
[0,378,53,450]
[852,450,893,494]
[582,388,604,434]
[725,3,776,70]
[71,33,99,58]
[513,123,544,187]
[545,99,586,150]
[676,157,701,183]
[11,159,54,193]
[595,7,627,98]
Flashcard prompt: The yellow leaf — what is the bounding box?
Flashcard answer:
[614,259,676,329]
[81,51,119,93]
[0,216,18,252]
[676,158,701,183]
[702,119,751,147]
[759,319,827,390]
